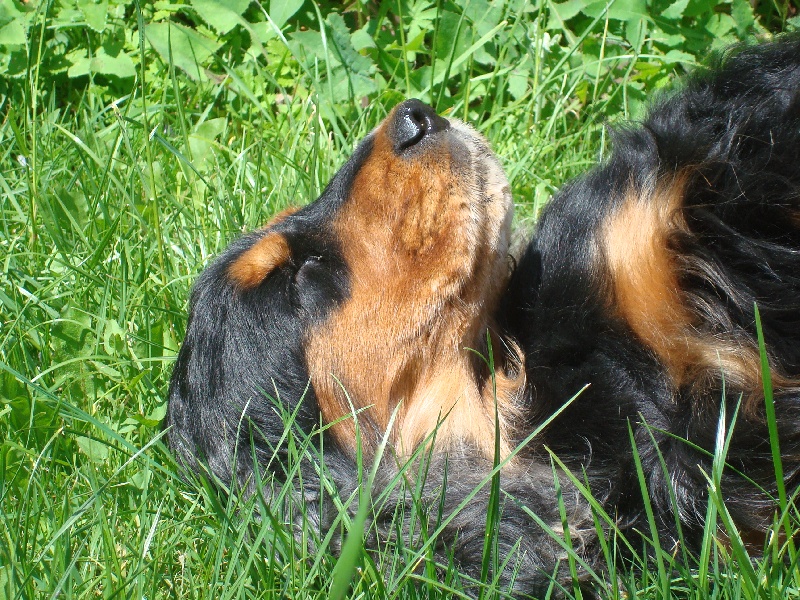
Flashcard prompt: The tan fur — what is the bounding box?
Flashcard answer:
[228,232,292,289]
[305,114,521,458]
[228,207,298,290]
[601,176,794,412]
[265,206,301,227]
[601,176,692,382]
[227,208,299,289]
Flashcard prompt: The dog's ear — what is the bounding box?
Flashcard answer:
[227,207,299,289]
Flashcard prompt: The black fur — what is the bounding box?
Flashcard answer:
[164,136,373,487]
[504,35,800,548]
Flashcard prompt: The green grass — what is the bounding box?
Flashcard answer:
[2,2,800,598]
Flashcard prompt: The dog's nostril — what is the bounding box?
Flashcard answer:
[393,99,450,151]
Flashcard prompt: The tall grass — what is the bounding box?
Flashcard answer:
[1,3,799,598]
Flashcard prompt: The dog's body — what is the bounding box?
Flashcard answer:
[166,36,800,596]
[504,38,800,549]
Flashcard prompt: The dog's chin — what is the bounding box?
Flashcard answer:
[448,118,515,291]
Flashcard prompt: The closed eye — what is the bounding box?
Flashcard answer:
[294,256,324,284]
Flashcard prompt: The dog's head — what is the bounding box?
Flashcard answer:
[166,100,520,479]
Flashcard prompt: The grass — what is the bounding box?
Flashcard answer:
[2,3,800,599]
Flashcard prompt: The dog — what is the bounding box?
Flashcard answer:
[164,97,578,594]
[165,35,800,596]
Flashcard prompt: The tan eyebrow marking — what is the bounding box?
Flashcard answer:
[228,232,292,289]
[227,207,299,289]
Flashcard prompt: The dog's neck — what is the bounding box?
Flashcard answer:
[306,277,524,460]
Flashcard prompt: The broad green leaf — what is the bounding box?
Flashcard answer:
[0,565,10,600]
[131,414,161,427]
[329,65,378,101]
[351,27,375,52]
[90,360,122,380]
[583,0,648,21]
[270,0,304,29]
[625,18,645,50]
[289,29,333,65]
[613,0,648,17]
[146,22,221,80]
[405,2,438,40]
[661,0,690,20]
[192,0,248,35]
[0,47,25,75]
[434,10,469,62]
[731,0,754,37]
[549,0,586,25]
[464,0,504,38]
[103,319,126,356]
[77,435,110,463]
[0,0,23,25]
[631,59,664,82]
[92,47,136,78]
[78,0,108,32]
[67,55,92,78]
[131,469,151,489]
[67,47,135,78]
[402,29,427,54]
[662,49,696,64]
[188,117,227,170]
[53,304,94,356]
[327,13,373,74]
[146,402,168,422]
[651,28,685,48]
[0,17,26,45]
[684,0,719,19]
[250,21,277,44]
[508,68,529,100]
[704,12,735,39]
[205,0,250,12]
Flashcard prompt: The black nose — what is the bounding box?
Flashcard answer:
[391,99,450,152]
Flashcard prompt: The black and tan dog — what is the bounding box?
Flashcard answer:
[165,99,567,591]
[166,36,800,596]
